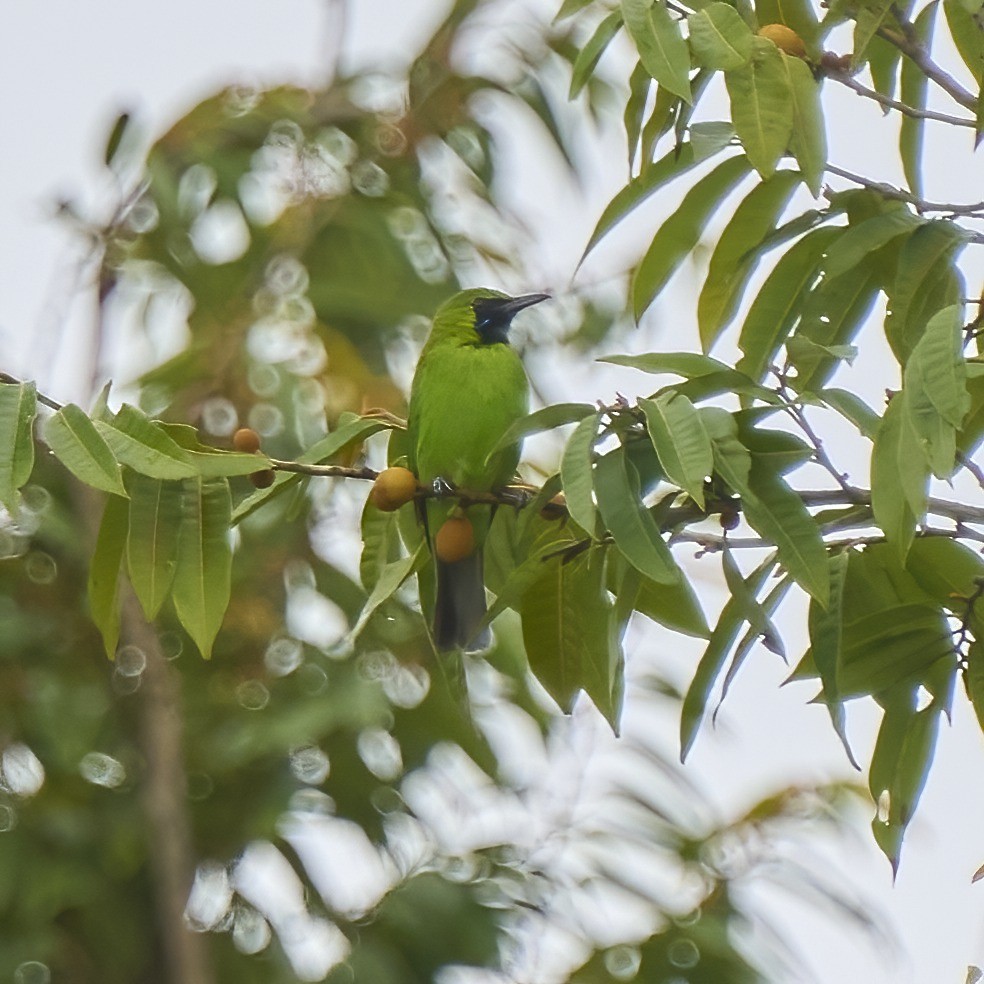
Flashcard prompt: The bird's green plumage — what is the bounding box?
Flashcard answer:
[407,287,544,651]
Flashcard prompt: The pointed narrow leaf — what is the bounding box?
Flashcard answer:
[555,0,595,20]
[0,381,37,512]
[899,3,937,198]
[625,62,653,168]
[595,449,680,584]
[782,52,827,195]
[489,403,596,459]
[630,562,710,637]
[819,388,881,439]
[580,142,699,262]
[904,304,969,428]
[736,226,841,377]
[823,209,920,280]
[681,554,776,759]
[521,548,620,728]
[600,351,733,376]
[640,393,712,506]
[632,155,751,319]
[853,0,892,68]
[96,405,197,479]
[697,169,800,350]
[871,395,929,564]
[743,460,829,604]
[688,4,754,70]
[724,37,793,178]
[350,544,425,642]
[88,493,129,659]
[126,474,182,619]
[809,551,860,767]
[569,10,624,99]
[171,478,232,658]
[561,414,600,535]
[622,0,692,102]
[885,221,968,365]
[45,403,127,496]
[755,0,820,46]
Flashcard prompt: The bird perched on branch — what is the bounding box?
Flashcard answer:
[407,288,548,651]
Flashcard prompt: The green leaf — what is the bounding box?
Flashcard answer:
[45,403,128,496]
[943,0,984,117]
[904,304,969,429]
[95,405,197,480]
[521,547,621,728]
[622,0,692,102]
[781,52,827,196]
[640,393,712,506]
[689,121,736,160]
[789,261,882,392]
[702,406,753,491]
[871,395,930,563]
[755,0,820,46]
[561,414,600,535]
[823,209,920,280]
[681,554,776,759]
[555,0,596,19]
[808,551,859,767]
[580,142,699,262]
[736,226,841,379]
[966,639,984,736]
[628,559,710,637]
[697,169,800,351]
[569,10,624,99]
[125,473,182,619]
[819,388,881,439]
[688,4,754,70]
[867,34,903,101]
[885,222,968,365]
[899,2,937,197]
[625,62,653,168]
[724,37,793,178]
[172,478,233,658]
[853,0,893,68]
[905,537,984,613]
[600,351,733,376]
[738,420,812,474]
[157,424,273,477]
[632,155,750,319]
[87,493,128,659]
[350,544,425,642]
[488,402,596,460]
[743,459,829,604]
[595,449,681,584]
[0,381,37,513]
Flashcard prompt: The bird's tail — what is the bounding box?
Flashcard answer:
[434,551,491,652]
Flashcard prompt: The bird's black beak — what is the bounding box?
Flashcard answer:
[473,292,550,345]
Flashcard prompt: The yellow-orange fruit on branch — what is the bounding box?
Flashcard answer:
[233,427,262,454]
[434,515,476,563]
[369,467,419,512]
[759,23,807,58]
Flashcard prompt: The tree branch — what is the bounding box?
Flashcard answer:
[825,68,977,129]
[825,164,984,219]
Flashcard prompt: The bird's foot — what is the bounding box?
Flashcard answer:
[431,477,456,497]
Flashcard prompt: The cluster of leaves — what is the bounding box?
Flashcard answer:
[546,0,984,871]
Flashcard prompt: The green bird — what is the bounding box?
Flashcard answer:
[407,287,549,652]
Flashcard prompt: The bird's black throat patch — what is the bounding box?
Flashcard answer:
[472,292,549,345]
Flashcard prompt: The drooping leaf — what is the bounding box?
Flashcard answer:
[724,37,793,178]
[624,62,653,168]
[595,448,681,584]
[45,403,128,496]
[884,220,968,364]
[640,393,713,506]
[681,554,776,759]
[627,559,711,637]
[521,547,621,728]
[781,51,827,195]
[735,226,841,378]
[852,0,893,68]
[823,208,920,281]
[96,405,197,480]
[569,10,624,99]
[622,0,692,102]
[87,493,129,659]
[600,351,733,376]
[561,413,601,535]
[688,4,754,70]
[350,543,425,642]
[808,551,859,767]
[125,473,183,620]
[555,0,596,20]
[632,155,751,319]
[171,477,233,658]
[899,2,938,198]
[697,169,801,351]
[488,402,596,459]
[689,120,737,161]
[0,381,37,513]
[818,388,881,439]
[580,142,700,262]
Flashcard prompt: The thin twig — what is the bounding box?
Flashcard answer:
[826,68,976,129]
[0,371,64,411]
[671,526,984,552]
[825,163,984,218]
